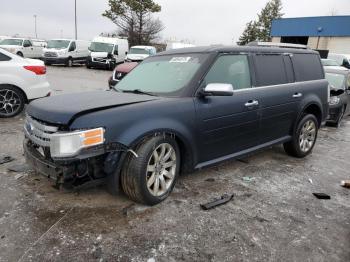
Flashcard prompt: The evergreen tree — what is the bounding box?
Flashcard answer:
[237,0,283,45]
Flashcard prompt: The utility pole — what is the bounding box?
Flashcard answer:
[34,15,37,38]
[74,0,77,40]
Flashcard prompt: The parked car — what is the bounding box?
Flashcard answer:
[0,38,43,59]
[125,45,156,62]
[0,48,50,118]
[328,53,350,69]
[86,36,128,70]
[325,68,350,127]
[108,62,138,88]
[42,39,90,67]
[24,43,328,205]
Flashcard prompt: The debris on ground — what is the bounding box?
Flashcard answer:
[340,180,350,188]
[313,193,331,199]
[200,194,234,210]
[0,155,15,165]
[308,178,313,184]
[205,178,215,182]
[14,173,28,180]
[242,176,255,182]
[7,163,31,173]
[237,158,249,164]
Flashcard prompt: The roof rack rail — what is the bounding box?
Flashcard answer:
[247,41,309,49]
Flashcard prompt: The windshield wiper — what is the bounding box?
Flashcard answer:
[120,89,158,97]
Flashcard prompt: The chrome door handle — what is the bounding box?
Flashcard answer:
[245,100,259,107]
[293,93,303,98]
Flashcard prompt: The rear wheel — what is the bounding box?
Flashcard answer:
[0,86,25,118]
[284,114,318,158]
[121,136,180,205]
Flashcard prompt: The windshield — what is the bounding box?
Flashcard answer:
[47,40,70,49]
[0,39,23,46]
[115,53,208,96]
[90,42,114,53]
[325,73,345,89]
[322,59,339,66]
[129,48,150,55]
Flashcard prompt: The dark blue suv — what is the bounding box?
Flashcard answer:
[24,43,329,205]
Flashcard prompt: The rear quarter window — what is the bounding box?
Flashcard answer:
[292,54,324,81]
[0,52,11,61]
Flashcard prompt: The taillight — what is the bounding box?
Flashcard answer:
[23,65,46,75]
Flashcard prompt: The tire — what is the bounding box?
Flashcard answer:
[44,61,51,66]
[66,58,73,67]
[17,52,23,57]
[0,85,25,118]
[284,114,318,158]
[121,136,180,205]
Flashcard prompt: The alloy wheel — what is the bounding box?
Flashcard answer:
[146,143,177,197]
[299,120,316,152]
[0,89,21,116]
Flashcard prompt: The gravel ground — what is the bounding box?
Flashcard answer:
[0,66,349,262]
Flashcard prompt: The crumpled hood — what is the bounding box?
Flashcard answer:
[126,54,149,61]
[91,51,109,58]
[26,91,159,125]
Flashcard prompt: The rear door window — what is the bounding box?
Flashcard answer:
[254,54,288,86]
[204,55,251,90]
[292,54,324,81]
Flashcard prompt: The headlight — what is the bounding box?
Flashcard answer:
[50,128,104,158]
[329,96,340,105]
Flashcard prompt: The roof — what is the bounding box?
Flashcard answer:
[271,16,350,37]
[157,45,319,56]
[131,46,155,50]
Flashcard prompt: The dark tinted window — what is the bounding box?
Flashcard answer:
[69,41,76,51]
[204,55,251,90]
[292,54,324,81]
[254,54,288,86]
[0,52,11,61]
[23,40,32,47]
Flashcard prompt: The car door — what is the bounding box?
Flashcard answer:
[22,40,34,58]
[194,54,260,163]
[252,53,298,143]
[69,41,77,59]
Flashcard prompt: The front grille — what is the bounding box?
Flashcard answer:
[92,57,107,63]
[44,52,58,58]
[24,115,58,147]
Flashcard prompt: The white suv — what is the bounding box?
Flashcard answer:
[0,38,43,59]
[0,48,51,118]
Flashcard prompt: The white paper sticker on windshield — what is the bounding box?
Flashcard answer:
[169,57,191,63]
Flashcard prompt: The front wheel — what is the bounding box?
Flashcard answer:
[66,58,73,67]
[284,114,318,158]
[121,136,180,205]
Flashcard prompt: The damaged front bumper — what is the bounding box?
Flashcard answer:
[23,139,128,189]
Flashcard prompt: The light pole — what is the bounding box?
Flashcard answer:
[74,0,77,40]
[34,15,37,38]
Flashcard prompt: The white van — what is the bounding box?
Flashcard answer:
[87,36,128,70]
[125,46,157,62]
[0,38,43,59]
[42,39,90,67]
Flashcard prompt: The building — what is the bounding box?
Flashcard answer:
[271,16,350,54]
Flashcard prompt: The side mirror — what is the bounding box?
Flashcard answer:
[23,43,30,47]
[202,83,234,96]
[125,51,128,55]
[114,50,118,56]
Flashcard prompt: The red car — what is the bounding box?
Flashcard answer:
[108,62,138,89]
